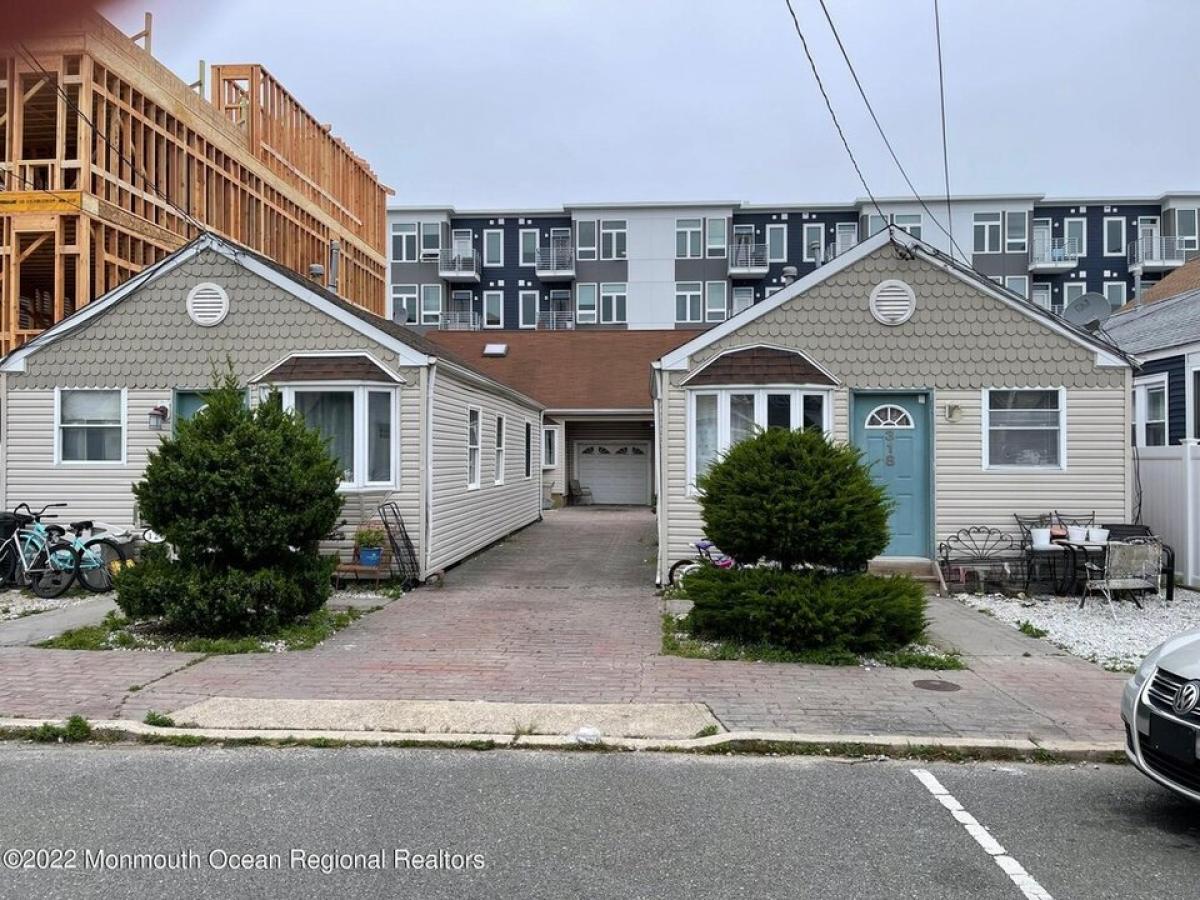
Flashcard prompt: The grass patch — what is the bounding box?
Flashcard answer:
[661,615,964,669]
[143,711,174,728]
[37,607,365,654]
[1017,620,1049,639]
[28,714,92,743]
[693,724,720,738]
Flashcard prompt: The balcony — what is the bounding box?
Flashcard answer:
[536,311,575,330]
[437,249,480,282]
[438,311,482,331]
[1128,236,1192,273]
[1028,238,1082,272]
[727,243,769,278]
[535,246,575,281]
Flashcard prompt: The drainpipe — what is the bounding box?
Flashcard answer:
[423,363,436,580]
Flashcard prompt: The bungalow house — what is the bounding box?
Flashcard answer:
[651,228,1134,585]
[0,233,544,580]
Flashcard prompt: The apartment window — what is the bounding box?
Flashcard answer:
[576,221,597,260]
[675,281,702,323]
[867,214,888,237]
[600,220,627,260]
[894,214,922,239]
[1103,217,1126,256]
[705,281,727,322]
[57,389,123,463]
[391,284,418,324]
[1005,275,1029,298]
[576,283,598,324]
[690,389,830,485]
[676,218,702,258]
[391,223,417,262]
[287,387,397,487]
[519,229,538,266]
[706,218,727,257]
[1103,281,1127,308]
[483,290,504,328]
[524,421,532,479]
[1175,209,1199,251]
[494,415,506,485]
[1064,218,1086,257]
[543,426,557,468]
[600,283,627,323]
[421,284,442,325]
[766,224,787,262]
[1005,211,1027,253]
[802,223,824,262]
[519,290,538,328]
[483,229,504,267]
[420,222,441,260]
[731,286,754,315]
[1132,376,1168,447]
[1063,282,1086,309]
[1031,282,1052,311]
[973,212,1002,254]
[467,407,481,489]
[983,389,1064,469]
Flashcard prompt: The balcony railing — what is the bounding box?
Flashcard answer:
[438,311,482,331]
[537,310,575,330]
[438,249,480,280]
[1028,237,1082,270]
[1128,236,1192,271]
[728,243,769,276]
[535,245,575,276]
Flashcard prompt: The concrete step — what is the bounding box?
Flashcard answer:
[868,557,941,584]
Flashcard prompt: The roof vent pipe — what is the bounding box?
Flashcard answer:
[780,265,799,285]
[308,263,325,283]
[327,240,341,294]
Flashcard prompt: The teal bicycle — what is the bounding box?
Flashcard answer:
[0,504,81,599]
[18,503,130,593]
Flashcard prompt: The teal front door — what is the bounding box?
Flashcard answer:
[852,393,931,557]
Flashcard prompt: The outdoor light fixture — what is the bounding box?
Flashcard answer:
[944,403,963,423]
[148,405,170,431]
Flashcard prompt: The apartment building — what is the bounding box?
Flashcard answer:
[387,192,1200,331]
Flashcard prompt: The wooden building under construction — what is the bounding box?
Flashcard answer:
[0,11,391,355]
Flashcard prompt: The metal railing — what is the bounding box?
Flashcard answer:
[1029,237,1082,266]
[535,246,575,273]
[537,310,575,330]
[1128,236,1191,268]
[438,248,480,277]
[728,242,769,270]
[438,311,482,330]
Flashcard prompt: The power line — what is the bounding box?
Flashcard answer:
[932,0,954,254]
[781,0,885,222]
[814,0,968,262]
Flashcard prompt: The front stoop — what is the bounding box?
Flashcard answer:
[869,557,944,591]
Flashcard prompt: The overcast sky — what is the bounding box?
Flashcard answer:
[104,0,1199,208]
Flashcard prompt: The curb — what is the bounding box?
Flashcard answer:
[0,718,1125,762]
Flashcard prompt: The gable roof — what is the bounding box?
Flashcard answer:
[682,346,838,386]
[424,329,701,412]
[1102,285,1200,355]
[657,228,1131,371]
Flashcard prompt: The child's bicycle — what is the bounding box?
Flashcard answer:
[668,539,738,585]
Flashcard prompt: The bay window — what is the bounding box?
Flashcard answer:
[57,389,124,463]
[983,388,1065,469]
[285,386,398,487]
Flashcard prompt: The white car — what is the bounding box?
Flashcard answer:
[1122,630,1200,802]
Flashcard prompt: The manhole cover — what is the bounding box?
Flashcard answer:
[912,679,961,692]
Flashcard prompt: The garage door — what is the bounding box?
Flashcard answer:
[575,443,651,505]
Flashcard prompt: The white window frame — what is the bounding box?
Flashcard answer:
[600,220,627,260]
[390,284,418,324]
[524,419,533,479]
[894,213,922,240]
[676,218,702,259]
[1062,282,1087,309]
[1176,208,1199,251]
[467,406,481,490]
[483,290,504,329]
[494,414,506,485]
[420,222,441,260]
[731,286,754,315]
[1103,280,1127,308]
[576,220,597,261]
[1133,373,1169,448]
[391,222,418,262]
[281,384,399,489]
[981,387,1067,472]
[519,228,538,267]
[54,387,127,465]
[706,217,727,258]
[866,214,888,237]
[1064,217,1087,258]
[600,282,627,324]
[1004,275,1029,299]
[704,281,727,323]
[802,223,824,262]
[1004,211,1027,253]
[687,387,833,492]
[766,223,787,262]
[576,283,598,324]
[973,212,1002,254]
[519,289,538,329]
[483,229,504,267]
[1031,282,1051,311]
[1103,216,1126,257]
[675,281,703,324]
[542,426,558,470]
[420,284,442,326]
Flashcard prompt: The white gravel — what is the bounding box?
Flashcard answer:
[956,588,1200,671]
[0,590,108,622]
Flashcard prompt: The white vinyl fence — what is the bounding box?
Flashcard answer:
[1139,439,1200,587]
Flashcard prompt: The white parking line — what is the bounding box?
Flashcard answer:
[911,768,1054,900]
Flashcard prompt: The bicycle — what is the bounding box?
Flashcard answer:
[668,539,738,586]
[58,518,132,593]
[0,505,81,599]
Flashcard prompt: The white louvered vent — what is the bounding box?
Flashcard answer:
[869,279,916,326]
[186,282,229,327]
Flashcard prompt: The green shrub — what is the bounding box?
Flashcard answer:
[681,566,926,653]
[354,527,386,549]
[697,427,891,572]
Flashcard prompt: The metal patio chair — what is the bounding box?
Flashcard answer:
[1014,513,1065,593]
[1082,538,1163,620]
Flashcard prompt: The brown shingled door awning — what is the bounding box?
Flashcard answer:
[685,347,835,386]
[255,354,397,383]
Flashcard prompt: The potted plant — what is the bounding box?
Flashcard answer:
[354,527,386,568]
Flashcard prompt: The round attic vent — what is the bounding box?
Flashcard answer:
[869,279,916,326]
[186,282,229,327]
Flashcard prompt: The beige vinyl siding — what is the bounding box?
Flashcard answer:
[427,367,542,574]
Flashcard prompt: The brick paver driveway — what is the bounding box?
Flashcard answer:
[0,507,1126,742]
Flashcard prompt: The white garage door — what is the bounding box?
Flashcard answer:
[575,442,651,505]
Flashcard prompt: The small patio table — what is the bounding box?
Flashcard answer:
[1054,539,1108,596]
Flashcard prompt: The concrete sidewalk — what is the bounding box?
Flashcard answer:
[0,596,117,647]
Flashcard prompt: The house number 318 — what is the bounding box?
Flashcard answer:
[884,431,895,467]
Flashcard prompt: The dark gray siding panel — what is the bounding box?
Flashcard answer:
[1140,354,1187,444]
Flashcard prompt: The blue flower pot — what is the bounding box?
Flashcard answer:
[359,547,383,567]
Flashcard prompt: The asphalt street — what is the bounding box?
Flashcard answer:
[0,744,1196,899]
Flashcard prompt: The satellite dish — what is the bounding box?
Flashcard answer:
[1062,291,1112,330]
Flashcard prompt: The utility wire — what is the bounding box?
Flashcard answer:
[932,0,954,257]
[814,0,967,262]
[782,0,886,223]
